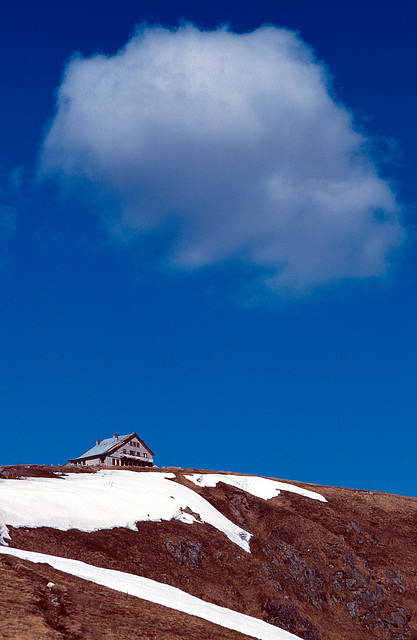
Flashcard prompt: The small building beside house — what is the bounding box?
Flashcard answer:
[68,433,154,468]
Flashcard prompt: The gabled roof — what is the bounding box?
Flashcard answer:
[69,432,154,462]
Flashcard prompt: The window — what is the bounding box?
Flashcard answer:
[130,450,134,456]
[123,449,127,454]
[144,453,148,458]
[112,459,115,465]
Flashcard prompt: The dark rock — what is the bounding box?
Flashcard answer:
[342,552,357,568]
[347,601,360,617]
[166,538,204,569]
[270,540,327,610]
[374,617,385,629]
[263,557,284,592]
[265,600,320,640]
[384,607,411,629]
[179,506,202,522]
[375,586,386,603]
[387,568,405,592]
[40,583,71,633]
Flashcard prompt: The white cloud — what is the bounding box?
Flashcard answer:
[40,24,403,292]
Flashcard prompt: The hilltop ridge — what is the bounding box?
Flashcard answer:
[0,465,416,639]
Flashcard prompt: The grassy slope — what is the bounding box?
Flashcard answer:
[1,465,417,640]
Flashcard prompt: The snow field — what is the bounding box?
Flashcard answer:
[0,470,251,551]
[185,474,327,502]
[0,546,300,640]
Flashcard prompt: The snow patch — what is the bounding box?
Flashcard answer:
[0,523,11,546]
[185,474,327,502]
[0,471,251,551]
[0,546,299,640]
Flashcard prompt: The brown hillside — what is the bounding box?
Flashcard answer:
[0,553,254,640]
[1,466,417,640]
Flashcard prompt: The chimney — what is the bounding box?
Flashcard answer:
[96,439,100,446]
[113,433,119,439]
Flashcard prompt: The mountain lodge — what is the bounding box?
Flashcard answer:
[68,433,154,468]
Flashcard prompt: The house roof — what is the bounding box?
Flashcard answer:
[71,433,133,461]
[69,432,154,462]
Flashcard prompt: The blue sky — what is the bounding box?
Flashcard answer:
[1,0,417,497]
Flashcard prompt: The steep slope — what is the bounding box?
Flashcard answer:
[0,547,298,640]
[1,465,416,640]
[0,551,257,640]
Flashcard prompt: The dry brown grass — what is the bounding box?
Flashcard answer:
[3,466,417,639]
[0,554,255,640]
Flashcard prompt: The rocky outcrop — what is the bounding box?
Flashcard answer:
[165,538,204,569]
[264,539,327,610]
[265,600,321,639]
